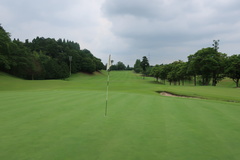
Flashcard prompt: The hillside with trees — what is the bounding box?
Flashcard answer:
[0,24,104,80]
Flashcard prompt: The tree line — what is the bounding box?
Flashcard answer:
[0,24,104,80]
[108,61,132,71]
[134,43,240,87]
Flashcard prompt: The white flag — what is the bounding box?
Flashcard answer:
[106,55,112,71]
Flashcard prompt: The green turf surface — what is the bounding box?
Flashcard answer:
[0,71,240,160]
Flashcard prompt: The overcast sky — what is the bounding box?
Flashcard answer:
[1,0,240,66]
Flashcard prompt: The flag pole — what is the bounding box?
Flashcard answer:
[105,55,111,116]
[105,70,110,116]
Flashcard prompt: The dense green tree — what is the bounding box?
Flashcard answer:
[174,61,188,85]
[187,47,225,86]
[150,64,169,84]
[0,24,104,79]
[116,61,126,70]
[211,52,226,86]
[28,52,43,80]
[81,57,96,73]
[187,54,199,86]
[140,56,149,73]
[166,62,179,85]
[133,59,142,73]
[140,56,149,79]
[109,64,117,70]
[158,64,169,85]
[225,54,240,87]
[150,65,161,82]
[94,58,105,71]
[44,59,68,79]
[109,61,125,71]
[0,24,11,70]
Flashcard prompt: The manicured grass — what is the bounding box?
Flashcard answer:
[156,85,240,102]
[152,77,240,102]
[0,71,240,160]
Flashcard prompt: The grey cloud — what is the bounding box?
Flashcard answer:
[1,0,240,66]
[99,0,240,65]
[1,0,86,27]
[102,0,240,58]
[102,0,161,19]
[103,0,210,21]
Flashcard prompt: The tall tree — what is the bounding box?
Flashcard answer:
[187,47,225,86]
[133,59,142,73]
[158,64,169,85]
[175,61,188,86]
[116,61,126,70]
[150,64,169,84]
[150,65,161,82]
[187,54,199,86]
[166,61,183,85]
[225,54,240,87]
[140,56,149,78]
[109,61,127,70]
[0,24,11,70]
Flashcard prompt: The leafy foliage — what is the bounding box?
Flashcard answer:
[110,61,127,70]
[225,54,240,87]
[0,24,104,79]
[140,56,149,73]
[133,59,142,73]
[187,47,226,86]
[149,47,239,87]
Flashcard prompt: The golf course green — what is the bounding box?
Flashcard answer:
[0,71,240,160]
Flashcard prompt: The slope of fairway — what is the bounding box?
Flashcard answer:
[1,71,240,160]
[1,71,239,102]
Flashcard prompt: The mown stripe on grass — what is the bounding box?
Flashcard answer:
[1,90,240,160]
[1,71,240,160]
[0,90,106,160]
[161,97,240,160]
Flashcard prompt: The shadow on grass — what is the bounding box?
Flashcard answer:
[148,81,165,85]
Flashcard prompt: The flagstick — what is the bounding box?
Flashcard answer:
[105,70,110,116]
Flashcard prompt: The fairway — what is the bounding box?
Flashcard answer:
[1,71,240,160]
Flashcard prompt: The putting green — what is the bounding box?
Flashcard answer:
[0,71,240,160]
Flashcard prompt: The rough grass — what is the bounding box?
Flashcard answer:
[0,71,240,160]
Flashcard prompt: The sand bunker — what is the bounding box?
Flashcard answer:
[159,91,201,99]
